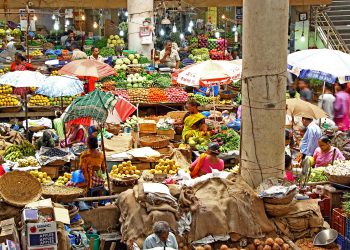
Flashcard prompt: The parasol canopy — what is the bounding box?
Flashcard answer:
[58,59,115,78]
[62,89,136,126]
[175,60,242,87]
[0,71,45,87]
[36,75,84,97]
[286,98,327,120]
[288,49,350,84]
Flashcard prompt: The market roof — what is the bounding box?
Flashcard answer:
[0,0,332,9]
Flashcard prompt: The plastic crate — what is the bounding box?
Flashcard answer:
[346,237,350,250]
[336,234,344,250]
[345,218,350,239]
[318,195,331,218]
[332,208,346,236]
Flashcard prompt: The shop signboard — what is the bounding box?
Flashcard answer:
[19,9,36,32]
[236,7,243,20]
[26,222,57,250]
[207,7,217,28]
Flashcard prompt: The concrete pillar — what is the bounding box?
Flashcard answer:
[128,0,154,58]
[240,0,289,188]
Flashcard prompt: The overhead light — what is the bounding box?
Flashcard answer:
[180,33,184,39]
[65,20,70,26]
[301,32,305,42]
[215,31,220,39]
[222,14,226,20]
[232,25,237,32]
[172,24,177,33]
[52,14,56,20]
[187,26,192,33]
[119,30,124,37]
[81,14,86,21]
[161,16,171,25]
[33,15,37,21]
[93,22,98,29]
[125,11,128,17]
[189,20,194,27]
[160,28,165,36]
[234,31,238,42]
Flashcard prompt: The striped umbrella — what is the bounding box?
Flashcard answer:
[58,59,115,78]
[62,89,136,126]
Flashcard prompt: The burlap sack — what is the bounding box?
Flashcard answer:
[264,201,296,217]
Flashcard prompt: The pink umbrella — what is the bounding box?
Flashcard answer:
[58,59,115,78]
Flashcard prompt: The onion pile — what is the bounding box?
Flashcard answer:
[166,87,188,103]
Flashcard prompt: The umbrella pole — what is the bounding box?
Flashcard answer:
[24,92,29,139]
[320,81,326,127]
[61,96,68,147]
[100,125,111,195]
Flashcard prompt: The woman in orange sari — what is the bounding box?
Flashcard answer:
[79,136,106,190]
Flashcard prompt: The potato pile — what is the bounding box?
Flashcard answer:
[30,170,52,184]
[127,88,148,103]
[247,238,289,250]
[28,95,50,106]
[150,159,180,175]
[0,94,19,106]
[54,173,72,186]
[110,161,141,179]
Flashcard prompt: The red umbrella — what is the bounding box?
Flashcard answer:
[58,59,115,78]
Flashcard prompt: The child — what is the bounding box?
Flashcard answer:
[285,154,295,183]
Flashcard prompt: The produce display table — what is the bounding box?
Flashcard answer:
[0,111,56,118]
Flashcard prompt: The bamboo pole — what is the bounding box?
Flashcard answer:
[100,125,111,195]
[60,96,68,147]
[240,0,289,187]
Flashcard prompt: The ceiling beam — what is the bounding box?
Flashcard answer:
[0,0,332,9]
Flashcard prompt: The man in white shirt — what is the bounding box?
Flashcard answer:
[159,41,180,69]
[318,83,336,120]
[88,47,105,63]
[143,221,178,250]
[5,36,16,53]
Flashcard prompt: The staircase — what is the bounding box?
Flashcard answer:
[312,1,350,53]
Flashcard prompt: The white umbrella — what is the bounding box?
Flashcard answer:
[176,60,242,87]
[288,49,350,84]
[36,75,84,97]
[0,71,45,87]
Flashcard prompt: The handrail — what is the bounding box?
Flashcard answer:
[312,6,350,53]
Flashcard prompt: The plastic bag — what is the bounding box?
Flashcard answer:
[71,170,85,184]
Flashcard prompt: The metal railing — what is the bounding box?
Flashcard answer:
[312,6,350,53]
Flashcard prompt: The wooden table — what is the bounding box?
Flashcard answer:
[0,111,56,118]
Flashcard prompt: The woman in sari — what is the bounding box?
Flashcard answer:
[334,83,350,131]
[79,136,106,190]
[60,124,87,147]
[181,100,207,142]
[313,135,345,168]
[190,142,224,178]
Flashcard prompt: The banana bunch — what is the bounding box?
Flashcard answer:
[4,150,23,161]
[17,156,39,167]
[20,140,35,156]
[3,145,21,157]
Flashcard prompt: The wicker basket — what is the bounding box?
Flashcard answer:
[27,105,52,112]
[264,201,295,217]
[326,173,350,185]
[105,123,121,135]
[263,189,297,205]
[42,185,85,202]
[167,111,187,120]
[110,176,138,187]
[140,135,170,149]
[0,171,42,207]
[219,92,236,100]
[29,125,46,132]
[0,105,22,113]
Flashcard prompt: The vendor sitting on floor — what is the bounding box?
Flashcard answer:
[181,100,207,143]
[143,221,178,250]
[60,124,87,147]
[79,136,106,190]
[35,131,55,150]
[190,142,224,178]
[313,135,345,168]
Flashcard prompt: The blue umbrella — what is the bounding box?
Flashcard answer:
[36,75,84,97]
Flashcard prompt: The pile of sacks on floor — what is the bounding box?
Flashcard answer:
[117,174,275,248]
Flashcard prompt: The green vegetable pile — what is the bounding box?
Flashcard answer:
[188,93,219,106]
[153,74,172,88]
[99,47,116,57]
[188,48,210,62]
[308,167,328,183]
[94,37,108,49]
[211,129,240,153]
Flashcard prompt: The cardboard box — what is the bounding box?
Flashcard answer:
[26,222,57,250]
[157,129,175,139]
[0,218,19,245]
[139,120,157,133]
[22,209,39,223]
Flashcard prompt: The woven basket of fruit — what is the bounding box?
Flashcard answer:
[219,91,236,100]
[110,176,138,187]
[27,94,52,112]
[0,105,22,113]
[0,94,22,113]
[42,185,85,202]
[0,171,42,207]
[140,135,169,149]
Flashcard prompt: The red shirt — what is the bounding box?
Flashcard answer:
[0,165,5,177]
[10,62,34,72]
